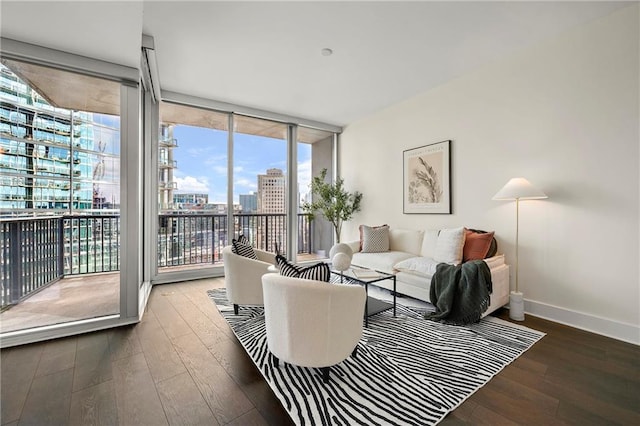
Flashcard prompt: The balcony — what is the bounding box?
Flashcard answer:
[0,213,316,331]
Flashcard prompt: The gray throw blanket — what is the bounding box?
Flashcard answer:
[425,260,492,325]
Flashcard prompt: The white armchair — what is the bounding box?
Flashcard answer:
[222,245,275,315]
[261,273,366,383]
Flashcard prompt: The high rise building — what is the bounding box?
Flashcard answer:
[239,192,257,213]
[158,123,178,211]
[0,64,119,216]
[255,168,286,252]
[257,168,285,213]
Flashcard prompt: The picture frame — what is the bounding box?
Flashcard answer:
[403,140,451,214]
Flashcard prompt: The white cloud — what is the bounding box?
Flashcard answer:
[204,154,227,166]
[234,177,257,191]
[174,175,209,193]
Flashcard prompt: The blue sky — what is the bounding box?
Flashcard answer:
[172,125,311,204]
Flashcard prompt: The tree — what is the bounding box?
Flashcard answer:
[301,169,362,243]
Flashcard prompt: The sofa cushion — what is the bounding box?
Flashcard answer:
[361,225,390,253]
[352,251,415,274]
[434,227,465,265]
[463,228,495,261]
[420,229,440,258]
[389,228,424,255]
[393,256,439,277]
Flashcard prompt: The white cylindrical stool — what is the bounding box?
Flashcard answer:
[509,291,525,321]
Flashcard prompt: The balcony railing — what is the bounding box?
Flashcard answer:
[1,213,313,309]
[157,213,312,267]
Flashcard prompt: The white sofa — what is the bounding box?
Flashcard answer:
[346,228,510,316]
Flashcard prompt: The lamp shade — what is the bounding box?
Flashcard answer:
[492,178,547,200]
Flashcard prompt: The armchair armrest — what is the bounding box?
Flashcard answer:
[254,248,276,265]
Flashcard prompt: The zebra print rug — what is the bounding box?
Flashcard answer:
[208,288,544,425]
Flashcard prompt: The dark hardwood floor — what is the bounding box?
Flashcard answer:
[1,277,638,425]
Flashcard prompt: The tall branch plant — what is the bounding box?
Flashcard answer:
[302,168,362,243]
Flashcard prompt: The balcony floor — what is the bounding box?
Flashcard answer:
[1,254,324,334]
[1,273,120,334]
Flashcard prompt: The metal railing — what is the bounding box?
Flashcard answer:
[1,213,313,309]
[157,213,313,267]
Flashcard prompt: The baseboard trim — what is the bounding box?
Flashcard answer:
[521,298,639,345]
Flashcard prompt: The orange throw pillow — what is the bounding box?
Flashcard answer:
[463,228,495,262]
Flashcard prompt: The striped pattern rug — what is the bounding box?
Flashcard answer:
[208,288,544,425]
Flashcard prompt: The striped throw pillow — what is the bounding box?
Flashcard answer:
[299,262,331,282]
[232,238,258,260]
[276,254,300,277]
[275,255,331,282]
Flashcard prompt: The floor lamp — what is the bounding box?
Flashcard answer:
[493,178,547,321]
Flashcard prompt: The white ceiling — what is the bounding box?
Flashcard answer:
[1,1,631,127]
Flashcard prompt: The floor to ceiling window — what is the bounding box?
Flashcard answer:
[150,95,339,284]
[156,102,229,276]
[296,127,335,262]
[233,115,288,254]
[0,60,122,334]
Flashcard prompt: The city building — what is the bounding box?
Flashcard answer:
[255,168,286,251]
[158,123,178,210]
[173,192,208,208]
[0,64,119,216]
[257,168,285,213]
[239,191,257,213]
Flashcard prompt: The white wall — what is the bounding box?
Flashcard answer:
[340,5,639,344]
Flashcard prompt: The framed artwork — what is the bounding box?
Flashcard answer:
[403,140,451,214]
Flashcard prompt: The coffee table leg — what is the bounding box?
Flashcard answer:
[393,276,397,317]
[365,282,369,327]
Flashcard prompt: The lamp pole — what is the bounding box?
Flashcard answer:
[515,197,519,294]
[493,177,547,322]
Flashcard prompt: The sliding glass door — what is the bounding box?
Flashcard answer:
[0,41,141,346]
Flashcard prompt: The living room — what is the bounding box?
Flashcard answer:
[0,1,638,425]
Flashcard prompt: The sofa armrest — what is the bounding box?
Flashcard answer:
[344,240,361,253]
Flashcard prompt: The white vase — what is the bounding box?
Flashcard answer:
[509,291,525,321]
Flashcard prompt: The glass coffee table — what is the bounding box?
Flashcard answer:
[331,265,396,327]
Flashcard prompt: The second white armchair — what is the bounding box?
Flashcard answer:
[222,245,275,315]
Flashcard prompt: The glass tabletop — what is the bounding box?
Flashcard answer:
[330,265,394,284]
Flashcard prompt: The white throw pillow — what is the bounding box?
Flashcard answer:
[420,229,440,258]
[433,227,465,264]
[394,256,439,277]
[361,225,390,253]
